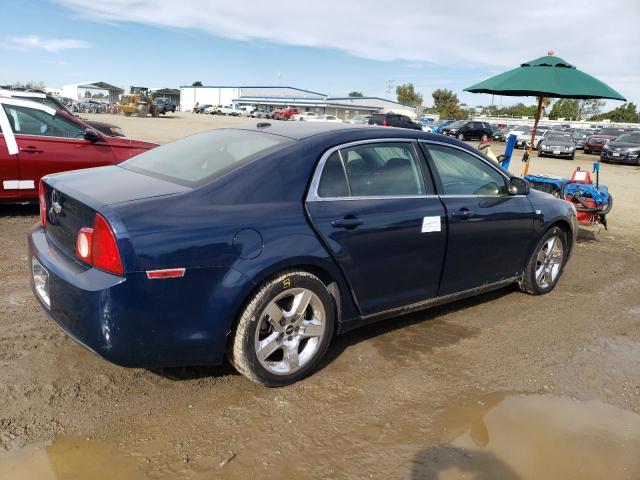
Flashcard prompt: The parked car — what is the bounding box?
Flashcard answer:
[429,119,456,134]
[29,123,577,386]
[572,130,590,149]
[305,114,343,123]
[503,125,529,141]
[204,105,222,115]
[491,125,507,141]
[368,113,421,130]
[537,132,576,159]
[584,128,627,154]
[291,112,319,121]
[600,131,640,165]
[153,97,177,115]
[0,98,157,202]
[440,121,493,141]
[0,89,125,137]
[251,109,271,119]
[193,104,212,114]
[219,105,241,116]
[348,115,371,125]
[413,120,433,132]
[272,108,300,121]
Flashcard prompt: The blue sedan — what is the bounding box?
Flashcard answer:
[29,123,578,386]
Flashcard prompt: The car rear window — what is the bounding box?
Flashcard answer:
[120,129,290,187]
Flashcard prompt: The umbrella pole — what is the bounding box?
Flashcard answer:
[523,96,544,176]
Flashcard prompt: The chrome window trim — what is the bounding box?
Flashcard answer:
[306,138,429,202]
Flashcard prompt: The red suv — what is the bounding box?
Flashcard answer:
[272,107,300,121]
[584,127,626,154]
[0,98,157,202]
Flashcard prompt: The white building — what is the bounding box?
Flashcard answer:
[180,85,416,119]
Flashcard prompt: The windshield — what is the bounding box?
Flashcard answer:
[597,128,625,136]
[614,132,640,144]
[448,121,467,128]
[121,129,290,187]
[545,134,572,142]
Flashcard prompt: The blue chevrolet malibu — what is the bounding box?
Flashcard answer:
[29,123,577,386]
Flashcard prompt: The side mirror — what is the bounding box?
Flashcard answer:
[508,176,529,195]
[83,128,102,142]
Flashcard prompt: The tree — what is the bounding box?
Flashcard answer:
[348,91,364,97]
[579,99,605,120]
[12,80,46,91]
[431,88,465,119]
[549,99,580,120]
[591,103,640,123]
[396,83,423,107]
[191,81,203,87]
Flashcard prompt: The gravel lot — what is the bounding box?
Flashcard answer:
[1,114,639,479]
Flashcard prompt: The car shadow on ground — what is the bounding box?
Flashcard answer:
[576,227,601,243]
[409,445,520,480]
[153,286,514,382]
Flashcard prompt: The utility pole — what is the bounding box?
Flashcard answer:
[386,80,394,97]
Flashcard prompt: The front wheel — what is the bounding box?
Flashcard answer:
[519,227,567,295]
[457,133,464,141]
[228,271,335,387]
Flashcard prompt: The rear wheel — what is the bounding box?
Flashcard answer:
[519,227,567,295]
[228,271,335,387]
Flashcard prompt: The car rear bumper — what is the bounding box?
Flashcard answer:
[29,226,252,368]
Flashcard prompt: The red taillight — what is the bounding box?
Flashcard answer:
[38,180,47,227]
[75,214,123,275]
[383,120,388,126]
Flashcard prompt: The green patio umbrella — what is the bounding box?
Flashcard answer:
[464,51,626,174]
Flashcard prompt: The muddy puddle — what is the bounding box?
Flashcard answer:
[415,393,640,480]
[1,393,639,479]
[0,436,145,479]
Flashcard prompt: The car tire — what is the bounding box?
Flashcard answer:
[584,149,590,154]
[480,134,489,142]
[228,270,335,387]
[519,226,567,295]
[602,194,613,215]
[457,133,464,141]
[538,152,543,157]
[569,153,575,160]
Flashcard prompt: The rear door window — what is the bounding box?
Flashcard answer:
[316,142,427,198]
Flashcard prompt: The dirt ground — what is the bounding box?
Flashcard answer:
[1,114,639,479]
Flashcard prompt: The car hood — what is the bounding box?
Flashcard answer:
[44,165,189,210]
[589,134,616,140]
[605,141,640,149]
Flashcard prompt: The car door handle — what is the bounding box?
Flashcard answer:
[20,146,44,153]
[451,208,475,219]
[331,216,363,229]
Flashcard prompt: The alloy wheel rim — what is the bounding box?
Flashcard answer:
[535,236,564,289]
[254,288,326,375]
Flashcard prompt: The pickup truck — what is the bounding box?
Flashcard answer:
[153,97,177,115]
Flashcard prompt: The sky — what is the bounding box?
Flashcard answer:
[1,0,638,110]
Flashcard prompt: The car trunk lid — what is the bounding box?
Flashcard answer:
[42,165,188,260]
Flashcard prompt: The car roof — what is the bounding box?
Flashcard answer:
[230,121,374,140]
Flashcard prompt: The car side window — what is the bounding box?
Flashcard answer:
[2,105,84,139]
[317,152,349,198]
[425,143,508,196]
[342,142,426,197]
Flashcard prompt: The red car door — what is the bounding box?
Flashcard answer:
[0,133,20,201]
[3,103,115,200]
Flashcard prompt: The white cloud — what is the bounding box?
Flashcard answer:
[6,35,91,53]
[55,0,639,100]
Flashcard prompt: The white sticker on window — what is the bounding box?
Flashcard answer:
[421,216,441,233]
